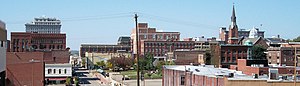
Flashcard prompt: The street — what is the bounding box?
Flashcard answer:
[75,68,109,86]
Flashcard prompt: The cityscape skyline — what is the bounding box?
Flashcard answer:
[1,0,300,50]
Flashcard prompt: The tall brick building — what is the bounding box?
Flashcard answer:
[131,23,180,55]
[10,32,66,52]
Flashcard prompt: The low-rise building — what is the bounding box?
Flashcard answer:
[45,64,72,84]
[168,49,206,65]
[163,65,300,86]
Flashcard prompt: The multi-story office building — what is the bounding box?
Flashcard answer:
[80,36,131,57]
[0,20,6,86]
[10,32,66,52]
[25,16,61,34]
[131,23,180,55]
[140,40,194,56]
[218,44,252,68]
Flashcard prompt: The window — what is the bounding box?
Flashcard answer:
[48,69,52,74]
[1,41,3,47]
[180,75,185,85]
[53,69,56,74]
[64,69,67,74]
[59,69,62,74]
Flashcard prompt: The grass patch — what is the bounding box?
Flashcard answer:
[119,70,162,79]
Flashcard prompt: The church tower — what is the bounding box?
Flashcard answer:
[228,5,239,44]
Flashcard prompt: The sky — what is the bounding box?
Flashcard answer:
[1,0,300,50]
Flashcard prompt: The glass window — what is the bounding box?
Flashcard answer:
[64,69,67,74]
[180,75,185,85]
[59,69,61,74]
[53,69,56,74]
[48,69,52,74]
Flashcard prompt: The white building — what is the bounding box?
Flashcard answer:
[25,16,61,33]
[45,64,72,84]
[0,20,6,85]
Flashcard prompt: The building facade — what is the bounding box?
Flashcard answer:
[10,32,66,52]
[45,64,72,84]
[171,49,206,65]
[131,23,180,55]
[219,45,252,68]
[0,20,6,86]
[163,65,300,86]
[140,40,194,56]
[267,47,300,66]
[25,16,61,34]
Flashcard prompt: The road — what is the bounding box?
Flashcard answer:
[75,68,109,86]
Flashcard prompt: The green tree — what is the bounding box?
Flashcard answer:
[96,60,106,68]
[106,61,113,69]
[81,58,86,68]
[138,54,155,71]
[156,61,166,75]
[252,45,267,60]
[205,52,211,65]
[65,77,72,86]
[292,36,300,42]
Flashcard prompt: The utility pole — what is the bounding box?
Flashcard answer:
[294,47,297,86]
[134,13,140,86]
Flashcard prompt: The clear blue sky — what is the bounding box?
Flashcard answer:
[1,0,299,50]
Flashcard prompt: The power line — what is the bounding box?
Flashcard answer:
[137,12,219,31]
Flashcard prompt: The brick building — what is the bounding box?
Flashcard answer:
[0,20,6,86]
[10,32,66,52]
[163,65,300,86]
[80,36,131,57]
[170,49,206,65]
[140,40,194,57]
[267,47,300,66]
[131,23,180,55]
[6,50,70,86]
[218,44,252,68]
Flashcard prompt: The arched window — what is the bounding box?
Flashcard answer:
[64,69,67,74]
[59,69,61,74]
[48,69,52,74]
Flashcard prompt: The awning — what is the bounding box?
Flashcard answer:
[45,77,66,81]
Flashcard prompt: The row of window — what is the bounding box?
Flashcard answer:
[47,69,67,74]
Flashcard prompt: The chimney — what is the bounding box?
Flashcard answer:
[277,35,280,38]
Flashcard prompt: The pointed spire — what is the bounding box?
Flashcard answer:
[231,4,237,25]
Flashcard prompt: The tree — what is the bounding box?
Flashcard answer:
[138,54,155,71]
[81,58,86,68]
[205,52,211,65]
[96,60,106,68]
[108,55,134,69]
[291,36,300,42]
[65,77,72,86]
[106,61,113,69]
[252,45,267,60]
[156,61,166,75]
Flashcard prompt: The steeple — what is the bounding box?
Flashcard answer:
[231,4,237,25]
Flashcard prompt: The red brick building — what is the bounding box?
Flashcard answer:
[131,23,180,55]
[140,40,194,56]
[10,32,66,52]
[218,45,252,68]
[6,50,70,86]
[163,65,300,86]
[267,47,300,66]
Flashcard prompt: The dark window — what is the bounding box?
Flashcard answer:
[48,69,52,74]
[53,69,56,74]
[180,75,185,85]
[59,69,61,74]
[64,69,67,74]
